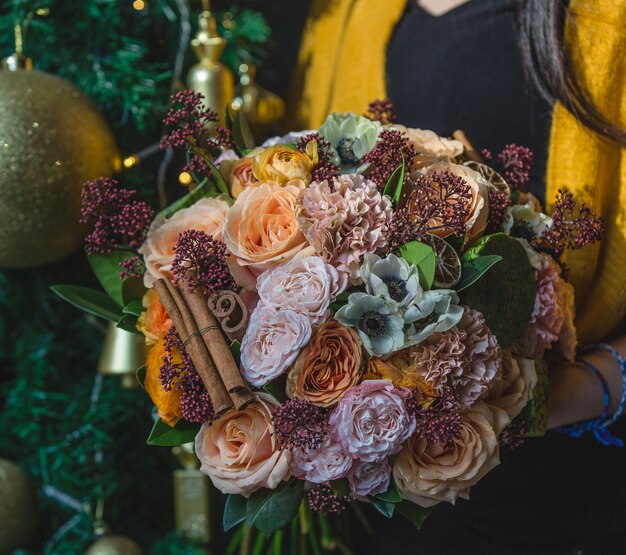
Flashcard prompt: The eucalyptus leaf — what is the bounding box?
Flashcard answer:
[382,154,405,207]
[246,480,304,534]
[147,418,200,446]
[368,497,395,519]
[51,285,123,322]
[455,255,502,292]
[123,299,143,317]
[397,501,431,529]
[399,241,436,289]
[223,494,248,532]
[87,249,134,306]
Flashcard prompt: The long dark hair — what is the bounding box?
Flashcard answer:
[517,0,626,146]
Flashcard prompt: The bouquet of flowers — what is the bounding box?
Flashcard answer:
[54,93,603,544]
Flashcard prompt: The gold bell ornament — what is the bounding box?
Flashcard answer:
[172,442,212,546]
[0,17,120,268]
[0,458,39,552]
[85,499,143,555]
[231,63,286,142]
[187,0,234,124]
[97,322,148,389]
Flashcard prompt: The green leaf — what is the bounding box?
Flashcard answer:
[123,299,143,317]
[371,479,402,504]
[206,159,230,196]
[230,109,256,154]
[456,255,502,292]
[397,501,431,529]
[330,478,351,499]
[136,365,147,390]
[87,249,135,306]
[116,314,139,334]
[368,497,395,519]
[230,340,241,366]
[399,241,436,289]
[246,480,304,534]
[262,375,287,403]
[147,418,201,446]
[223,494,248,532]
[51,285,123,322]
[122,276,146,305]
[382,154,405,207]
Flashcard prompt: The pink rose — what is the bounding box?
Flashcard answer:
[257,256,346,325]
[241,306,312,387]
[195,393,291,496]
[221,155,260,198]
[329,380,416,462]
[290,436,353,484]
[348,459,391,497]
[222,181,314,289]
[138,197,229,287]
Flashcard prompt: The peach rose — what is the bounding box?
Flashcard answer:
[138,197,230,287]
[287,320,364,407]
[145,334,182,427]
[195,393,291,496]
[393,402,510,507]
[222,181,314,288]
[252,145,314,184]
[484,351,537,420]
[411,160,490,244]
[136,289,172,345]
[387,124,464,169]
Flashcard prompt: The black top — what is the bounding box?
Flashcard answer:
[356,1,626,553]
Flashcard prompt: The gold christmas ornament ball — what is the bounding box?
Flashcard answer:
[0,458,39,552]
[0,69,120,268]
[85,535,143,555]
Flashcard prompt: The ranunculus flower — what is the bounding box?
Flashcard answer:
[329,380,416,462]
[290,436,353,484]
[412,160,490,244]
[393,402,510,507]
[139,197,230,287]
[241,306,312,387]
[137,288,172,345]
[386,125,463,169]
[220,154,260,198]
[257,256,346,325]
[360,253,423,308]
[503,202,553,237]
[145,334,182,426]
[252,145,314,184]
[222,181,313,289]
[287,319,364,407]
[485,351,537,420]
[348,459,391,497]
[195,393,291,496]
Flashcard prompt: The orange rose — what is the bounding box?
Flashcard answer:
[222,181,314,288]
[287,320,364,407]
[252,145,314,184]
[137,289,172,345]
[145,335,182,427]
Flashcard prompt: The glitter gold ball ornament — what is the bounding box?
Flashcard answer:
[0,458,39,552]
[85,535,143,555]
[0,68,119,268]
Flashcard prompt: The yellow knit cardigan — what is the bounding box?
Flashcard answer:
[290,0,626,342]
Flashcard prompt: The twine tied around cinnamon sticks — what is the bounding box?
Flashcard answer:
[154,272,254,418]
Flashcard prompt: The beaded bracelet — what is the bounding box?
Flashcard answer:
[556,343,626,447]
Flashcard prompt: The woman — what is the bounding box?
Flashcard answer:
[289,1,626,553]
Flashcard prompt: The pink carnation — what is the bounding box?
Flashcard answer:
[513,254,576,359]
[411,308,502,408]
[297,175,393,282]
[329,380,416,462]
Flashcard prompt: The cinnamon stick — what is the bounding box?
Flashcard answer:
[154,279,233,417]
[452,130,484,164]
[179,274,253,404]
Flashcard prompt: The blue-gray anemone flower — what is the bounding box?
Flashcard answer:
[359,254,423,308]
[335,292,405,357]
[404,290,464,345]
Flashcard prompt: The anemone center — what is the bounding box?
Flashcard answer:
[358,311,388,338]
[336,138,360,166]
[383,277,408,303]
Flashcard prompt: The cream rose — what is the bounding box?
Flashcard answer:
[393,402,510,507]
[138,197,230,287]
[484,351,537,420]
[411,160,490,243]
[222,181,314,288]
[387,124,464,169]
[195,393,291,496]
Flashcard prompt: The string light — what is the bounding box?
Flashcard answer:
[122,155,139,169]
[178,171,193,186]
[133,0,146,10]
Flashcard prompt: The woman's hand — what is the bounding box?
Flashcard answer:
[547,336,626,429]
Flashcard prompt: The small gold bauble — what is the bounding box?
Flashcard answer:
[0,458,39,552]
[0,69,119,268]
[85,535,143,555]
